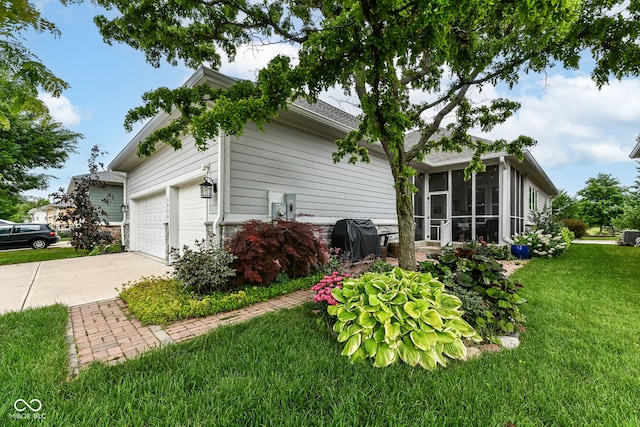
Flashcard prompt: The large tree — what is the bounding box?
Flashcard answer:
[0,98,81,219]
[73,0,640,269]
[577,173,626,233]
[1,0,70,128]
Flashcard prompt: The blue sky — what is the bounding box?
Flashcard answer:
[24,1,640,200]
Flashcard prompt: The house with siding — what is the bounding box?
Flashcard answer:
[66,171,126,240]
[109,67,557,262]
[631,139,640,158]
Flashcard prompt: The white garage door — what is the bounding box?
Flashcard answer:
[178,183,206,250]
[135,192,166,259]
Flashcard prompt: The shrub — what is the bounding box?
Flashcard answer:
[119,274,321,325]
[560,227,575,247]
[327,268,480,369]
[312,271,349,328]
[226,220,329,285]
[562,218,589,238]
[514,229,568,257]
[418,248,526,338]
[443,242,514,260]
[50,146,116,251]
[170,239,237,294]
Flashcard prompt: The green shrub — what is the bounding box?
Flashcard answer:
[418,248,526,337]
[170,239,237,294]
[560,227,575,247]
[443,242,514,260]
[328,268,480,370]
[119,274,321,325]
[561,218,589,238]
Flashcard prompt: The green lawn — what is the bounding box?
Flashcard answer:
[0,247,88,266]
[1,244,639,426]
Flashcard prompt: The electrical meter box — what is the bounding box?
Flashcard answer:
[284,194,296,220]
[271,203,286,219]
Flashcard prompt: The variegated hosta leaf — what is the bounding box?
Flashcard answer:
[442,339,467,360]
[398,337,421,367]
[358,311,377,328]
[373,342,396,367]
[421,309,444,329]
[410,330,437,351]
[341,333,362,357]
[364,337,378,357]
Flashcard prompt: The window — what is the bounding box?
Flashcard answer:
[510,169,525,236]
[529,186,538,211]
[13,225,41,233]
[0,226,12,235]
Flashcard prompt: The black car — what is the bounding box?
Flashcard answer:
[0,223,60,249]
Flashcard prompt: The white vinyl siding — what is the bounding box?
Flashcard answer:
[126,134,218,198]
[229,122,397,219]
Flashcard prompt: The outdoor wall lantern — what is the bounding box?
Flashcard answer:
[199,177,217,198]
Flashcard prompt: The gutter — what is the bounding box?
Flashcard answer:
[212,133,226,245]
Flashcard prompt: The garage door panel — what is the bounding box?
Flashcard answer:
[135,192,166,259]
[178,184,206,250]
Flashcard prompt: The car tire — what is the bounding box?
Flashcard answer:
[31,239,48,249]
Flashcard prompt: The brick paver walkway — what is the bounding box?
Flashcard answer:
[68,289,314,374]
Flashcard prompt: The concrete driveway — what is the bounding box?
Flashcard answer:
[1,252,172,314]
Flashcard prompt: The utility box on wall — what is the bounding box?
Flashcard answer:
[284,193,296,220]
[269,192,296,220]
[272,202,286,219]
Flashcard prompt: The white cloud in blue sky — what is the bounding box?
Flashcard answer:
[24,1,640,200]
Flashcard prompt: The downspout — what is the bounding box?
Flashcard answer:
[500,156,514,245]
[212,133,226,245]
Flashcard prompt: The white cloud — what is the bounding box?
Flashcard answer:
[38,93,87,126]
[478,74,640,168]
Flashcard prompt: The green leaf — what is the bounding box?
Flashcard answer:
[373,343,396,368]
[342,333,362,357]
[391,291,408,305]
[404,301,420,319]
[373,310,393,323]
[337,310,357,322]
[421,309,444,329]
[364,337,378,357]
[358,311,377,328]
[368,294,381,306]
[418,348,437,370]
[498,299,513,308]
[398,337,421,366]
[435,330,457,344]
[443,339,467,360]
[384,321,401,342]
[327,305,339,316]
[410,330,437,351]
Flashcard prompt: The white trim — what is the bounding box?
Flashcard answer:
[128,169,204,201]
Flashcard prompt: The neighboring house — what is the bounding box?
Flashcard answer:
[109,67,557,262]
[28,203,72,229]
[65,170,126,241]
[631,139,640,159]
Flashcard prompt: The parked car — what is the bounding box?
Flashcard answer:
[0,223,60,249]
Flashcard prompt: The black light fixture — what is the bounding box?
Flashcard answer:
[199,177,217,198]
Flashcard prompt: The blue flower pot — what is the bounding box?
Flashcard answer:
[511,244,530,259]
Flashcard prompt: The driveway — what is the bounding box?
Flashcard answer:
[1,252,172,315]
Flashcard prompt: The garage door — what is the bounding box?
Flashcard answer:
[178,183,206,250]
[134,192,166,259]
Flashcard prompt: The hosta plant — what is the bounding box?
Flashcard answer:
[327,268,480,370]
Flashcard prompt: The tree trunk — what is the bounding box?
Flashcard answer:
[395,177,417,270]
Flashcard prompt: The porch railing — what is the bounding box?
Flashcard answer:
[440,220,452,248]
